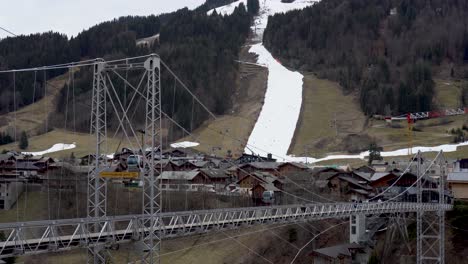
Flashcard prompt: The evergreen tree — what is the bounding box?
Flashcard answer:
[247,0,260,15]
[19,131,28,150]
[263,0,468,115]
[368,143,382,165]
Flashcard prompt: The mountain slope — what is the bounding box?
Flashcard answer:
[263,0,468,116]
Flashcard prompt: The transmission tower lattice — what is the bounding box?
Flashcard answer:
[87,55,162,263]
[416,152,446,264]
[88,60,108,263]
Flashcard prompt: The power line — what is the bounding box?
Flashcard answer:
[0,26,17,37]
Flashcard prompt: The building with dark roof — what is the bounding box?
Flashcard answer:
[310,243,365,264]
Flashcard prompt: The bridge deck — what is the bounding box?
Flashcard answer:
[0,202,452,257]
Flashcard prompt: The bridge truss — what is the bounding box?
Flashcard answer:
[0,202,452,258]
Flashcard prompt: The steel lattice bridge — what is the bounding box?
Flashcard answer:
[0,54,453,264]
[0,202,452,258]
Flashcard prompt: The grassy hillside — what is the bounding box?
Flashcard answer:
[0,129,138,159]
[289,72,468,160]
[0,72,68,137]
[288,73,366,157]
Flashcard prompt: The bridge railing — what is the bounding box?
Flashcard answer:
[0,202,452,258]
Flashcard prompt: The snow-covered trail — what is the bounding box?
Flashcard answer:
[245,44,303,157]
[241,0,319,157]
[210,0,468,162]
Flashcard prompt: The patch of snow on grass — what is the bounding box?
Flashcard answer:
[22,143,76,156]
[171,141,200,148]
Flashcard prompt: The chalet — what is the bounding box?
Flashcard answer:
[0,154,17,173]
[237,172,283,192]
[448,172,468,199]
[328,174,373,200]
[311,167,344,180]
[370,171,439,201]
[350,171,372,183]
[453,158,468,172]
[236,153,276,164]
[277,162,308,174]
[199,169,231,190]
[79,154,107,166]
[369,172,399,189]
[370,160,389,172]
[252,182,281,203]
[154,160,181,173]
[236,162,280,179]
[210,159,231,169]
[353,165,375,174]
[163,148,189,158]
[175,161,211,171]
[157,171,208,185]
[310,243,365,264]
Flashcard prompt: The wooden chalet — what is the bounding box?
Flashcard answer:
[157,171,208,185]
[277,162,308,174]
[234,162,280,179]
[237,171,283,190]
[198,169,230,184]
[353,165,375,174]
[236,153,276,164]
[310,243,365,264]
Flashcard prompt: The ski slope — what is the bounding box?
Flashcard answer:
[246,43,303,157]
[208,0,319,158]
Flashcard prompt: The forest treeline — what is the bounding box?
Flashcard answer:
[263,0,468,115]
[0,0,256,137]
